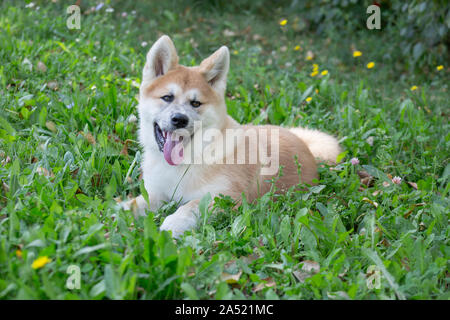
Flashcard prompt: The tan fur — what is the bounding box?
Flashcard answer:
[144,66,220,105]
[175,123,318,204]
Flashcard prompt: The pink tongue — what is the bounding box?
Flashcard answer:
[163,133,184,166]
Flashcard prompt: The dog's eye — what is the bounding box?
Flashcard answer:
[161,95,174,102]
[190,100,202,108]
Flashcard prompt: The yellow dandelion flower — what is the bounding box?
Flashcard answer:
[294,45,301,51]
[32,256,51,269]
[279,19,287,26]
[233,50,238,55]
[306,97,312,102]
[310,70,319,77]
[315,89,319,94]
[436,65,444,71]
[313,64,319,71]
[16,250,22,258]
[321,70,328,76]
[410,85,418,91]
[306,51,314,61]
[353,51,362,58]
[367,62,375,69]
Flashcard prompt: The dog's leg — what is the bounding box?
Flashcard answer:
[119,194,149,217]
[160,199,200,238]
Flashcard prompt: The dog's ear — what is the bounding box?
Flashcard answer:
[142,35,178,83]
[199,46,230,93]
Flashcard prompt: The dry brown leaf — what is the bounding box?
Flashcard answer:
[84,132,96,145]
[2,181,9,192]
[403,202,426,218]
[71,167,79,178]
[361,177,374,187]
[120,143,128,156]
[207,289,217,297]
[293,260,320,283]
[407,181,418,190]
[45,121,57,133]
[362,197,379,208]
[242,253,259,264]
[212,241,224,248]
[223,29,236,37]
[37,61,47,72]
[224,259,236,268]
[253,284,265,293]
[372,190,383,196]
[377,238,390,247]
[47,81,58,90]
[36,166,55,178]
[338,268,348,279]
[252,277,276,293]
[301,260,320,273]
[252,34,262,41]
[358,170,374,187]
[403,208,414,219]
[221,270,242,284]
[357,170,371,179]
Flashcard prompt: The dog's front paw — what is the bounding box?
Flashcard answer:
[160,212,198,239]
[117,195,148,216]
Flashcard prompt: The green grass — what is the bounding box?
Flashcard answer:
[0,1,448,299]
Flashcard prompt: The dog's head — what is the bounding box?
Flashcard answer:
[138,35,229,165]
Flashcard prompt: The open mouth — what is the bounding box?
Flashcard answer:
[154,122,184,166]
[154,122,167,152]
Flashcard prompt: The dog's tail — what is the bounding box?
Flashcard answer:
[290,127,341,164]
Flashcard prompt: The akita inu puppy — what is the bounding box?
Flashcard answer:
[121,35,341,238]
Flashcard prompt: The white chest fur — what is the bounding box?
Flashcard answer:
[141,150,230,209]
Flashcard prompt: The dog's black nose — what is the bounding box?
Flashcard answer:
[171,113,189,128]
